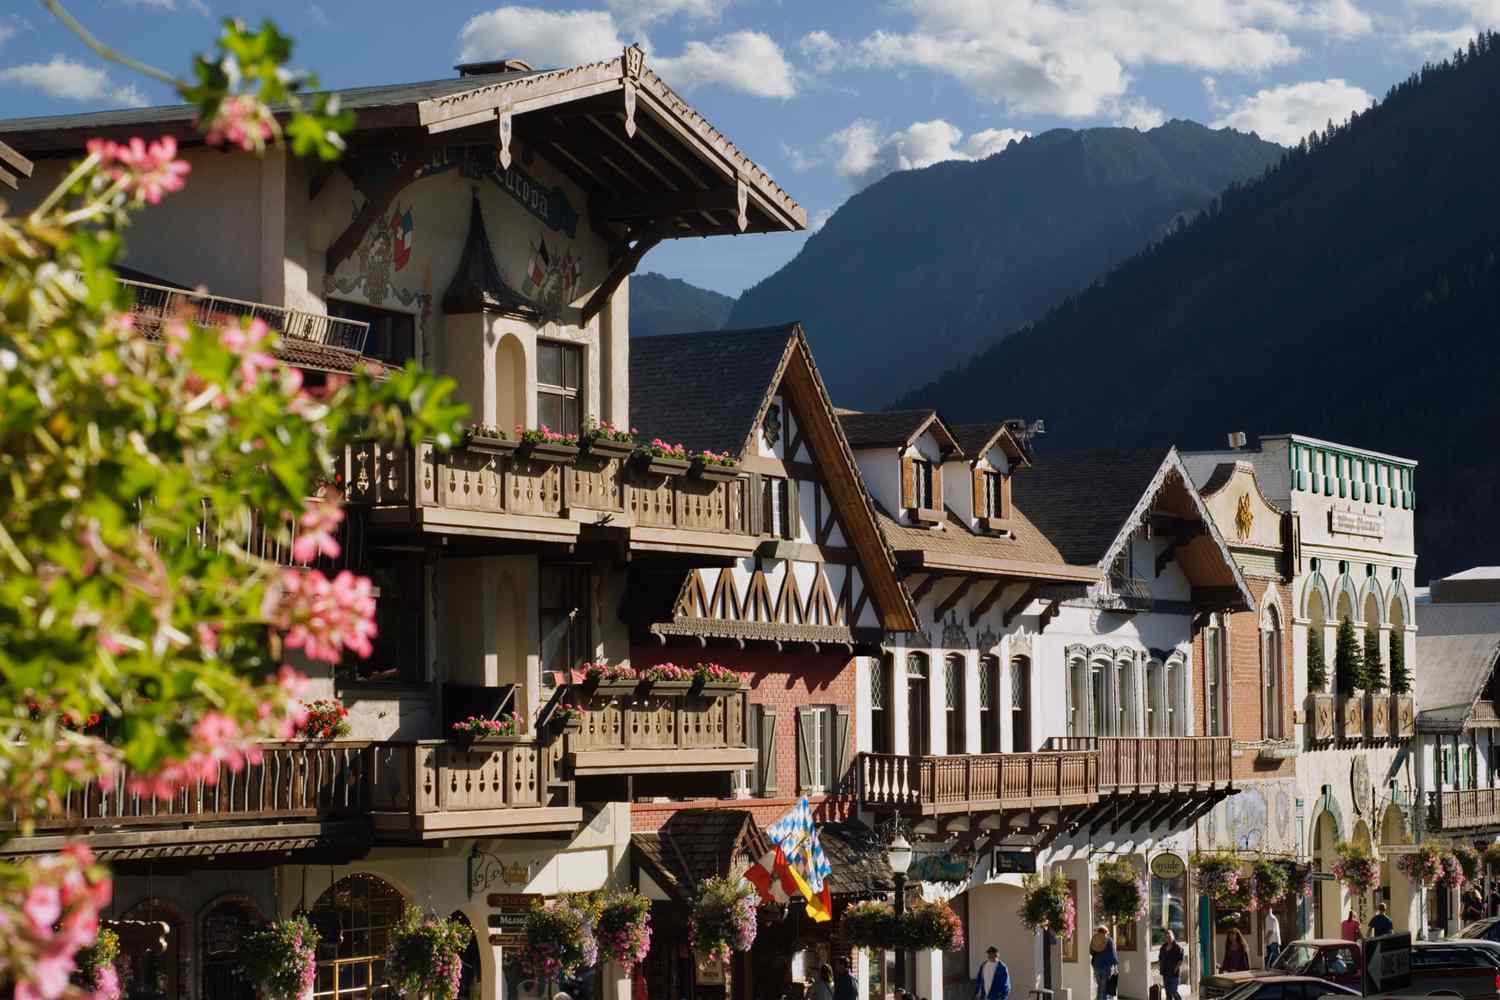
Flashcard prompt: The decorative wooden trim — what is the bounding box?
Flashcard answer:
[325,153,423,273]
[1000,582,1043,628]
[1037,599,1061,634]
[933,577,975,622]
[649,617,862,646]
[909,573,942,605]
[901,455,915,510]
[896,550,1102,584]
[970,580,1012,627]
[582,225,666,325]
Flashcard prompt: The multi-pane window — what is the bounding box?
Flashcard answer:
[982,471,1004,518]
[907,653,930,755]
[870,657,893,755]
[1146,661,1162,736]
[1205,616,1228,736]
[344,552,425,685]
[537,340,582,436]
[1166,659,1181,736]
[1066,657,1084,737]
[762,477,791,539]
[313,874,404,1000]
[944,654,966,754]
[979,656,1001,753]
[1010,657,1030,751]
[1263,607,1285,739]
[1114,657,1134,735]
[539,564,592,683]
[327,299,416,367]
[913,459,935,509]
[1089,660,1108,736]
[797,704,848,793]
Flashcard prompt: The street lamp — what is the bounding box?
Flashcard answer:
[888,833,914,993]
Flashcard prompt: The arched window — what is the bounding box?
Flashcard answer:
[1145,660,1163,736]
[1262,606,1285,739]
[979,655,1002,754]
[906,652,930,756]
[1166,657,1184,736]
[944,654,966,754]
[870,654,893,755]
[1066,654,1085,737]
[1204,615,1228,736]
[1010,656,1031,752]
[1114,654,1135,736]
[1088,657,1109,736]
[201,898,260,1000]
[313,873,405,999]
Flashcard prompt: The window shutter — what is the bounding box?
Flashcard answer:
[930,462,943,512]
[757,708,777,795]
[747,472,763,536]
[901,455,915,509]
[972,466,985,517]
[786,479,800,540]
[832,706,852,793]
[796,706,816,791]
[1000,474,1012,518]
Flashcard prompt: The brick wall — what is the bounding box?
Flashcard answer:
[629,646,857,832]
[1193,576,1297,780]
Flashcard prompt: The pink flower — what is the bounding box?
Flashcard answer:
[201,95,276,152]
[89,136,190,204]
[196,623,220,656]
[293,495,344,563]
[23,884,61,936]
[269,569,378,663]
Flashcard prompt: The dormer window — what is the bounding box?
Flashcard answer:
[913,460,935,510]
[982,471,1003,517]
[975,467,1012,531]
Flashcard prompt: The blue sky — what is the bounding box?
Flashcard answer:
[0,0,1492,295]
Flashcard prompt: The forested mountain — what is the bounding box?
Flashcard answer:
[727,121,1283,407]
[629,272,736,338]
[896,33,1500,582]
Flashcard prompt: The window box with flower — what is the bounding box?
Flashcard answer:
[639,662,695,694]
[690,448,739,483]
[580,418,637,461]
[691,662,748,695]
[450,713,524,749]
[516,424,580,464]
[632,438,692,477]
[463,422,517,455]
[575,662,644,697]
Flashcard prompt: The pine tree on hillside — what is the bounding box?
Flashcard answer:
[1308,624,1328,691]
[1364,622,1386,692]
[1389,629,1411,694]
[1334,617,1366,694]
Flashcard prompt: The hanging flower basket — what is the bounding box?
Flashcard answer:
[241,915,319,1000]
[524,896,597,981]
[1190,850,1243,905]
[1216,879,1254,925]
[1019,871,1076,937]
[386,905,474,1000]
[841,900,900,951]
[1250,858,1291,909]
[594,888,653,973]
[1454,845,1480,884]
[690,876,757,963]
[1332,841,1381,895]
[1283,860,1315,899]
[1096,859,1148,926]
[1398,843,1445,887]
[73,927,122,1000]
[1437,852,1467,891]
[900,899,965,952]
[299,698,351,740]
[1485,842,1500,874]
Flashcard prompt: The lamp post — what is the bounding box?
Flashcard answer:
[888,832,914,993]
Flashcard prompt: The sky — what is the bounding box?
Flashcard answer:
[0,0,1494,296]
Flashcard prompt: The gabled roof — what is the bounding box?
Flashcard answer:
[873,502,1100,584]
[631,809,768,903]
[1415,600,1500,731]
[951,422,1031,467]
[1014,447,1256,609]
[630,324,918,632]
[839,409,961,456]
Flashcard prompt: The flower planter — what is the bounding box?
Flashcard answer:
[1337,691,1366,743]
[466,433,517,455]
[696,680,744,696]
[1307,691,1336,743]
[690,459,739,483]
[636,455,691,477]
[451,733,514,751]
[519,441,579,465]
[648,679,694,695]
[582,438,636,461]
[1394,693,1416,737]
[1367,691,1392,741]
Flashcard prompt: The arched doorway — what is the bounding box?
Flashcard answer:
[312,873,406,999]
[1313,809,1341,937]
[447,911,482,1000]
[201,897,261,1000]
[1380,805,1410,931]
[118,897,187,1000]
[1352,820,1375,919]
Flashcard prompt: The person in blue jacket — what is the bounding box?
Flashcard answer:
[974,945,1010,1000]
[1089,926,1119,1000]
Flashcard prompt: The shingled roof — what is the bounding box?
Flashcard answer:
[839,410,959,454]
[631,809,769,902]
[1011,448,1175,566]
[630,326,798,457]
[1415,600,1500,730]
[951,422,1030,466]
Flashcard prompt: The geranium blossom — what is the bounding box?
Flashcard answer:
[292,493,344,563]
[201,94,276,152]
[87,136,190,204]
[267,569,377,663]
[3,844,113,1000]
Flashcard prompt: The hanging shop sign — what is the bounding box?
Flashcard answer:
[1150,853,1187,879]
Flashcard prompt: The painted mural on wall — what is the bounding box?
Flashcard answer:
[523,234,581,317]
[1201,782,1297,853]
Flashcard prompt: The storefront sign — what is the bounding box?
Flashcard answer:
[1150,853,1186,879]
[1311,871,1336,881]
[1330,509,1383,538]
[992,850,1038,875]
[487,892,541,937]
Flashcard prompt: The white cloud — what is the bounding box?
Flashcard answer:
[831,118,1029,190]
[780,141,822,172]
[811,207,837,232]
[799,30,843,73]
[606,0,730,25]
[307,4,331,27]
[0,55,148,108]
[1402,23,1479,56]
[832,0,1374,119]
[1112,97,1167,129]
[459,7,627,68]
[457,9,794,98]
[1211,78,1373,145]
[653,31,797,99]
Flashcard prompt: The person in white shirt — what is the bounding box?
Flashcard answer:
[975,945,1010,1000]
[1265,911,1282,967]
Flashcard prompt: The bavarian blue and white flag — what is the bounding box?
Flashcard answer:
[764,796,833,921]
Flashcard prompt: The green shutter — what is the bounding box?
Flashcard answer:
[796,706,816,791]
[758,707,777,795]
[786,478,801,541]
[833,706,852,794]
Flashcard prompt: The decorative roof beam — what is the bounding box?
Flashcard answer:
[600,182,747,230]
[325,153,423,274]
[1037,599,1061,634]
[580,224,666,325]
[908,573,942,605]
[999,582,1042,628]
[933,577,975,622]
[0,140,32,190]
[1154,521,1206,577]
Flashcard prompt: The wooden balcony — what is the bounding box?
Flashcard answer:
[566,684,757,776]
[1048,737,1233,792]
[855,750,1100,816]
[344,441,757,554]
[1429,789,1500,831]
[0,739,580,860]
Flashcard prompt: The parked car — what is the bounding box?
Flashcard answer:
[1218,974,1359,1000]
[1204,939,1500,1000]
[1457,919,1500,946]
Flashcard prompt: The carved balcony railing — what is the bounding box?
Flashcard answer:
[0,738,580,858]
[855,750,1100,816]
[565,683,756,775]
[1048,737,1233,792]
[1429,788,1500,831]
[344,441,753,540]
[120,277,370,355]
